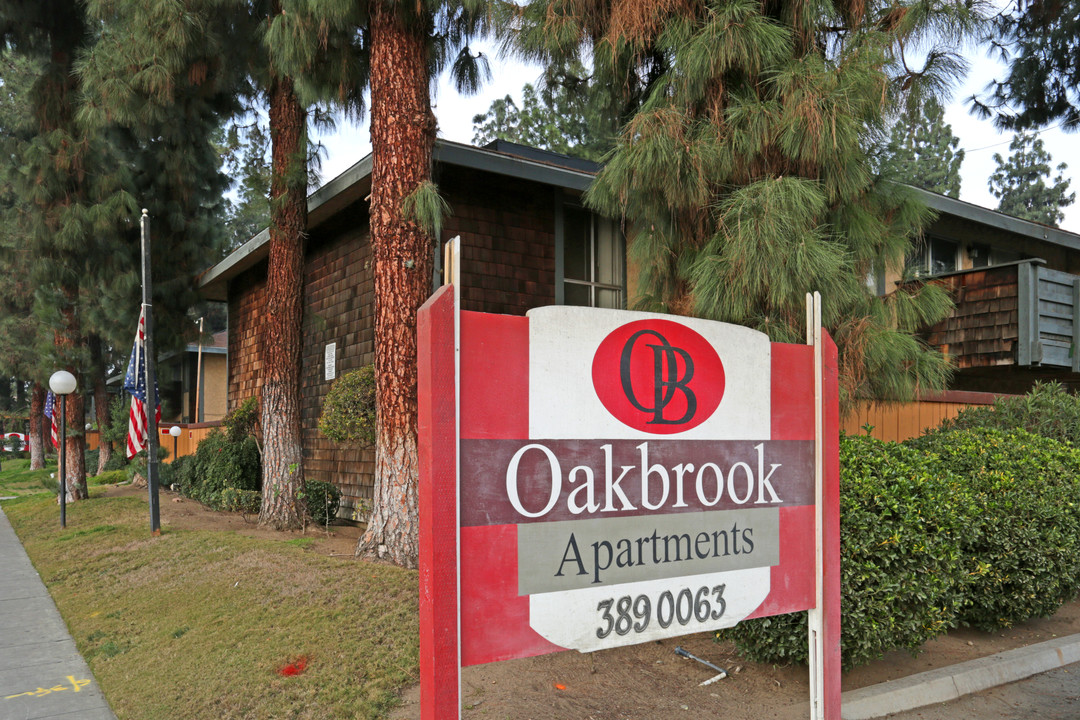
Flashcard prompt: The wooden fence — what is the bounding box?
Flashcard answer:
[86,422,222,463]
[840,390,1009,443]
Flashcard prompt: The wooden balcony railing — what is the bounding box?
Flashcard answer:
[906,259,1080,371]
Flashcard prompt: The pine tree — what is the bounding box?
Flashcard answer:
[515,0,985,406]
[471,62,616,161]
[988,132,1075,226]
[880,98,964,198]
[220,120,271,252]
[978,0,1080,130]
[0,1,135,500]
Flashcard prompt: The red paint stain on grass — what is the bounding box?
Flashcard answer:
[278,656,309,676]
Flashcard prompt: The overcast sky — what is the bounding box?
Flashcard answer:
[311,39,1080,235]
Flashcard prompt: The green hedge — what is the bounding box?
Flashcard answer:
[723,427,1080,668]
[908,428,1080,630]
[722,435,974,668]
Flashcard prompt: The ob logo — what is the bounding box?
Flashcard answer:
[592,319,725,434]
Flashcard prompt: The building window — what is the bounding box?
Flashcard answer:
[559,201,625,308]
[906,235,958,277]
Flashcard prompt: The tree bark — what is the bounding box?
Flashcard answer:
[258,10,307,530]
[358,4,436,568]
[55,296,87,501]
[89,335,112,474]
[29,384,45,470]
[94,373,111,474]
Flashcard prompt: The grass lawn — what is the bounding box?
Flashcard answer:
[0,456,56,497]
[2,482,419,719]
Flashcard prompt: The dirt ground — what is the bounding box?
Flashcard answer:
[101,484,1080,720]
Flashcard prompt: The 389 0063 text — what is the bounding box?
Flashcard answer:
[596,584,727,638]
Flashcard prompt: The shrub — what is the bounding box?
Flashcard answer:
[88,470,127,486]
[103,450,128,471]
[220,487,261,514]
[907,428,1080,630]
[721,434,974,668]
[183,430,261,509]
[172,454,197,494]
[937,381,1080,446]
[172,399,262,511]
[319,366,376,446]
[303,479,341,526]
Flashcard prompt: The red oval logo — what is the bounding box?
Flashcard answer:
[591,319,725,434]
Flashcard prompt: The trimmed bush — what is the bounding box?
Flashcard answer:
[319,366,376,446]
[907,428,1080,630]
[721,434,975,668]
[303,479,341,526]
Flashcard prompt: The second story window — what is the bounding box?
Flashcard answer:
[906,236,959,277]
[561,203,625,309]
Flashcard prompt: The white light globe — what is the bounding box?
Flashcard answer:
[169,426,181,438]
[49,370,77,395]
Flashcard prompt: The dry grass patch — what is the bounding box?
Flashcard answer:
[4,491,419,720]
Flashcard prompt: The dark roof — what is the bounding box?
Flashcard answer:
[480,139,601,174]
[912,188,1080,253]
[199,140,1080,301]
[198,139,597,301]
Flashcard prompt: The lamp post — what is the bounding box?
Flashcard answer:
[169,425,181,465]
[49,370,77,528]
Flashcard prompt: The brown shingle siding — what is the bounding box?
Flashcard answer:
[226,165,560,514]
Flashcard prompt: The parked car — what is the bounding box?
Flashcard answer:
[3,433,26,451]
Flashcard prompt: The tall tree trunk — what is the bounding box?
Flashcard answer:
[55,298,87,501]
[89,336,112,474]
[358,5,436,568]
[29,383,45,469]
[258,13,307,530]
[94,373,111,474]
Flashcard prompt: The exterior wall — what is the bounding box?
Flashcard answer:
[299,205,376,514]
[226,169,562,516]
[227,264,267,410]
[443,165,557,313]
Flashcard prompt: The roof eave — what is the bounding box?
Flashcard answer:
[198,141,597,299]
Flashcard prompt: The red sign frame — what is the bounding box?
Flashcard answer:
[418,285,840,719]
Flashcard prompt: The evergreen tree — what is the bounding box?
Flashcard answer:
[220,120,271,252]
[0,1,137,500]
[471,62,616,161]
[515,0,985,406]
[977,0,1080,130]
[988,131,1075,226]
[880,97,964,198]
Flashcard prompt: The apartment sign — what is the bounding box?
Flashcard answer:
[418,289,841,718]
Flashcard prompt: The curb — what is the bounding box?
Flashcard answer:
[840,633,1080,719]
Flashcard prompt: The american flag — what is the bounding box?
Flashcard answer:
[44,391,59,449]
[123,307,161,459]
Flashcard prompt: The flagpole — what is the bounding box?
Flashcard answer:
[141,209,161,535]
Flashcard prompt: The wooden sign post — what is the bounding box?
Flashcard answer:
[418,284,840,719]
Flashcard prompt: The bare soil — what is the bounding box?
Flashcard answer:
[100,483,1080,720]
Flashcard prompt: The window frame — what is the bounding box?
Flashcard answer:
[555,190,627,309]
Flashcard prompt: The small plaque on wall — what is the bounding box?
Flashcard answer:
[325,342,337,381]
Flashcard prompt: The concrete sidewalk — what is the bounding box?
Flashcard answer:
[841,633,1080,719]
[0,502,116,720]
